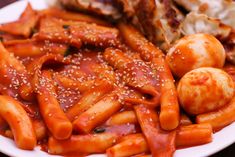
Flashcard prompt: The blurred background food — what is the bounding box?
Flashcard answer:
[58,0,235,64]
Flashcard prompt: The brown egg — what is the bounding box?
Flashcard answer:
[166,34,225,77]
[177,67,234,115]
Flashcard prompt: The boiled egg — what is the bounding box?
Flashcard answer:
[177,67,234,115]
[166,34,225,77]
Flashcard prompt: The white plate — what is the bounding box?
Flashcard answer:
[0,0,235,157]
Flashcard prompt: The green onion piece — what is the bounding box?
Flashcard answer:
[93,127,106,133]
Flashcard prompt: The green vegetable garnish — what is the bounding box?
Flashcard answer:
[93,127,106,133]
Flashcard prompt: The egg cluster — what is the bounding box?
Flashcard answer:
[167,34,234,115]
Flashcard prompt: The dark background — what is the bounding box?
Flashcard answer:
[0,0,234,157]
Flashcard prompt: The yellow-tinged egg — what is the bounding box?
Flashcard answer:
[166,34,225,77]
[177,67,234,115]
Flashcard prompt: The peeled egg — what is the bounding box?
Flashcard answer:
[177,67,234,115]
[166,34,226,77]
